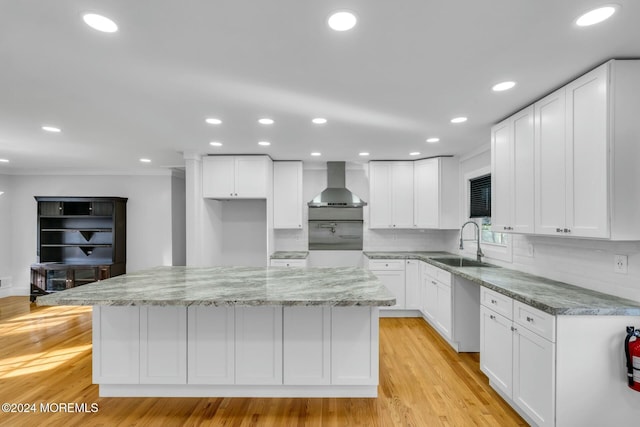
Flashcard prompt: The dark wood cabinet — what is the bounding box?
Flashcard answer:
[30,197,127,301]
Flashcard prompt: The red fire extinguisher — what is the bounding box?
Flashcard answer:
[625,326,640,392]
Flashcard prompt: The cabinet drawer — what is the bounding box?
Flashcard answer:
[481,287,513,319]
[368,259,405,271]
[513,301,556,342]
[270,259,307,268]
[422,262,452,285]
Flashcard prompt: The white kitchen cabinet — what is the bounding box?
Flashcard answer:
[413,157,459,229]
[283,306,331,385]
[480,287,555,427]
[270,259,307,268]
[187,306,235,385]
[368,161,414,229]
[421,263,452,341]
[92,306,140,384]
[532,60,640,239]
[202,155,271,199]
[140,306,187,385]
[404,259,421,309]
[273,161,303,229]
[235,306,283,385]
[372,270,405,310]
[491,106,534,233]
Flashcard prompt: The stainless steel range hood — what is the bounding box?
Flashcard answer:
[307,162,367,208]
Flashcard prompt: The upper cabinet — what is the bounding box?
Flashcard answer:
[202,156,271,199]
[369,161,414,229]
[491,106,534,233]
[493,60,640,240]
[273,161,303,229]
[414,157,459,229]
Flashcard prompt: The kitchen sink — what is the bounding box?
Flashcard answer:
[430,257,498,268]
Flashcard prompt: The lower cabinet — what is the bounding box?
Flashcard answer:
[480,288,555,427]
[93,305,379,394]
[366,258,421,312]
[270,259,308,268]
[421,263,453,340]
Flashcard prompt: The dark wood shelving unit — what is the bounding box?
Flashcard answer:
[30,196,127,302]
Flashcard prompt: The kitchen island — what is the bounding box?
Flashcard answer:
[37,266,395,398]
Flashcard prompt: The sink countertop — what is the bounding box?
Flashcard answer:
[364,251,640,316]
[36,266,395,308]
[270,251,309,260]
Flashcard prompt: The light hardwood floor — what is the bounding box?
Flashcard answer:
[0,297,526,426]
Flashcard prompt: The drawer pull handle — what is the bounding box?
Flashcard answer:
[556,228,563,233]
[526,316,534,323]
[490,315,496,320]
[432,281,437,285]
[511,326,518,332]
[491,299,497,304]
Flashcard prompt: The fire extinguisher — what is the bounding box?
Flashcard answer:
[625,326,640,392]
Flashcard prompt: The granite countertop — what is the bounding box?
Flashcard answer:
[270,251,309,259]
[36,266,395,308]
[364,251,640,316]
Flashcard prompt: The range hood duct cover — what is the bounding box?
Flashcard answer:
[308,162,367,208]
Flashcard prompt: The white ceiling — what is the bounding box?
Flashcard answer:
[1,0,639,174]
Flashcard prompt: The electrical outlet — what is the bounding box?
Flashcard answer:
[614,254,628,274]
[527,244,535,257]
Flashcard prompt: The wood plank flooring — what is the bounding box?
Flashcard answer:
[0,297,526,426]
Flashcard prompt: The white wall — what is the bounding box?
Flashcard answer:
[0,174,12,296]
[220,200,267,266]
[457,146,640,303]
[7,172,185,295]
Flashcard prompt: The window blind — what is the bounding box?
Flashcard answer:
[469,174,491,218]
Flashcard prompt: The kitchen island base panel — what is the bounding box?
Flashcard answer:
[92,305,380,398]
[98,384,378,398]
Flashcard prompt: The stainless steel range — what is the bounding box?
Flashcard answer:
[307,162,366,251]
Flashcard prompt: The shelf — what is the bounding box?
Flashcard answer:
[41,244,112,247]
[41,228,112,232]
[40,215,112,219]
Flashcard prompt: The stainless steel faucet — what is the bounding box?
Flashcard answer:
[459,221,484,262]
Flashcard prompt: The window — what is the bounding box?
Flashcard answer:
[469,174,491,218]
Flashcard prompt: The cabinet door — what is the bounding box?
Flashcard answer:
[565,64,609,238]
[535,88,567,235]
[405,260,421,309]
[235,306,283,385]
[491,119,512,232]
[369,162,392,228]
[513,326,556,427]
[422,276,438,321]
[202,156,236,198]
[273,161,303,229]
[480,306,513,398]
[283,306,330,385]
[390,162,414,228]
[187,306,235,385]
[235,156,269,198]
[140,306,187,384]
[511,106,535,233]
[270,259,307,268]
[373,270,406,309]
[435,282,452,340]
[92,306,140,384]
[414,158,440,228]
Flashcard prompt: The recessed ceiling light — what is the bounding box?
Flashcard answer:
[258,118,274,125]
[209,141,223,147]
[426,137,440,143]
[205,118,222,125]
[0,158,9,163]
[82,13,118,33]
[139,158,151,163]
[258,141,271,146]
[42,126,61,133]
[492,81,516,92]
[450,117,468,124]
[328,11,357,31]
[576,5,617,26]
[311,152,322,156]
[312,118,328,124]
[359,152,370,156]
[410,152,421,156]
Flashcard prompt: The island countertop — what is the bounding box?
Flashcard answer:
[35,266,396,307]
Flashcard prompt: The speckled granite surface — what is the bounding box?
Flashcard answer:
[364,251,640,316]
[36,266,395,307]
[270,251,309,259]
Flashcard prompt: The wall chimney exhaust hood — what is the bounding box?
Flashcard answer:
[308,162,367,208]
